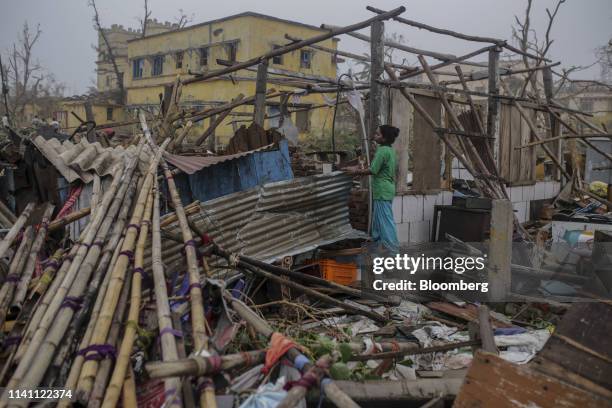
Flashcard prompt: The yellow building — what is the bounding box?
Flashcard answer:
[58,94,126,130]
[124,12,340,144]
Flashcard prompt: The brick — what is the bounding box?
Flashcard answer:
[402,195,423,223]
[409,220,430,243]
[396,222,410,244]
[392,196,403,224]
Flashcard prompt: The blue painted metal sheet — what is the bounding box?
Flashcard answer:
[172,139,293,205]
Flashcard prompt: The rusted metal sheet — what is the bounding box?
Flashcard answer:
[454,352,610,408]
[151,171,365,270]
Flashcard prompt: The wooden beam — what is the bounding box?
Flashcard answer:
[217,58,339,84]
[369,20,384,137]
[441,62,561,85]
[284,33,414,72]
[183,6,406,85]
[195,95,244,146]
[399,45,494,80]
[323,24,485,66]
[487,47,502,162]
[365,6,548,62]
[253,59,269,126]
[549,109,612,163]
[488,199,513,302]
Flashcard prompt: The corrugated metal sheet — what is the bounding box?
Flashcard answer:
[31,136,151,183]
[170,140,293,204]
[153,171,365,270]
[163,143,276,175]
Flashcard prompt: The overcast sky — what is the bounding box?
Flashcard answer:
[1,0,610,95]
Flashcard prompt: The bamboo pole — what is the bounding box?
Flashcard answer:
[146,350,266,378]
[47,207,91,232]
[101,189,153,407]
[28,248,65,300]
[75,139,169,402]
[161,159,216,408]
[121,365,138,407]
[224,293,360,408]
[0,200,17,224]
[4,159,138,406]
[57,236,124,408]
[0,226,34,327]
[169,120,193,151]
[50,182,137,388]
[88,266,133,408]
[9,203,54,317]
[0,202,35,261]
[278,354,335,408]
[151,176,183,407]
[548,109,612,162]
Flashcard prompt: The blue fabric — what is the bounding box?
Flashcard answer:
[371,199,399,252]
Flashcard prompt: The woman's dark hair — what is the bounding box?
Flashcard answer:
[378,125,400,145]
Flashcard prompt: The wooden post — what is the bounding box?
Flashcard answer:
[488,199,513,302]
[253,59,269,126]
[487,47,502,163]
[543,67,563,181]
[369,20,384,137]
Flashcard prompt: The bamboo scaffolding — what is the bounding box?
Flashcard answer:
[151,176,183,407]
[161,158,216,408]
[9,204,54,317]
[183,7,406,85]
[75,139,169,402]
[224,293,359,408]
[441,62,561,86]
[0,202,35,261]
[101,189,154,407]
[169,120,193,151]
[0,226,34,327]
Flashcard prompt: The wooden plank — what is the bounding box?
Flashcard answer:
[390,89,412,193]
[488,199,513,301]
[487,48,501,162]
[253,59,269,126]
[454,352,609,408]
[534,302,612,391]
[412,95,442,191]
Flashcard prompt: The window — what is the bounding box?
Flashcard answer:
[106,107,113,121]
[152,55,164,76]
[226,42,237,62]
[105,75,111,87]
[199,47,209,66]
[272,45,283,65]
[296,110,309,132]
[132,58,144,79]
[580,98,594,112]
[300,50,312,69]
[175,51,184,69]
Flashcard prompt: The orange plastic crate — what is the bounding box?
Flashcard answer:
[315,259,357,285]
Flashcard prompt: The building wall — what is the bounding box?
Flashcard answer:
[125,14,338,144]
[58,101,127,130]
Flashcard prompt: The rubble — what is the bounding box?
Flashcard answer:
[0,4,611,408]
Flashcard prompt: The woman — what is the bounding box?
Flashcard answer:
[347,125,400,252]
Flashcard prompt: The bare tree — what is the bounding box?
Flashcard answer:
[139,0,152,38]
[512,0,566,98]
[175,9,194,29]
[596,39,612,84]
[90,0,125,103]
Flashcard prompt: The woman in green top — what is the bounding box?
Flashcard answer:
[347,125,400,252]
